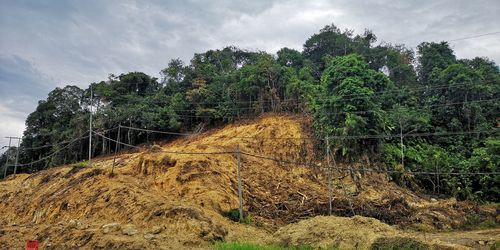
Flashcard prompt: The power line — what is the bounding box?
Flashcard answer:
[313,97,500,117]
[120,125,193,136]
[327,129,498,140]
[92,130,234,155]
[21,127,119,150]
[93,128,500,176]
[129,81,498,109]
[14,134,89,167]
[113,98,499,141]
[448,31,500,42]
[239,151,500,176]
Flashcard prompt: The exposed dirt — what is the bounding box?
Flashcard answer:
[0,114,498,249]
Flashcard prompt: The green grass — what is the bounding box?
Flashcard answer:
[213,242,315,250]
[371,237,429,250]
[222,209,253,224]
[462,213,498,230]
[71,161,89,168]
[489,241,499,250]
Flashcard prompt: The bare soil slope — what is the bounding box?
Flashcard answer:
[0,114,497,249]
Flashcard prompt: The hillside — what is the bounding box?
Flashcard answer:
[0,115,498,249]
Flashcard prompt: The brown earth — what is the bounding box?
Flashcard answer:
[0,114,498,249]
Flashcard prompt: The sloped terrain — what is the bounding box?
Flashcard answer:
[0,114,498,249]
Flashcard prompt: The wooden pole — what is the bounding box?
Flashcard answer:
[236,145,243,221]
[111,125,121,175]
[326,136,332,216]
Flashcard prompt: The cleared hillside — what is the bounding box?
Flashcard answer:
[0,115,498,249]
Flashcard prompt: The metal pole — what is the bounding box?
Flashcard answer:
[236,145,243,221]
[326,136,332,216]
[3,137,12,178]
[111,125,121,175]
[13,138,20,175]
[88,85,93,166]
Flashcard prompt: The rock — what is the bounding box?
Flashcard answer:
[478,240,486,245]
[149,225,163,234]
[102,223,121,234]
[68,220,77,229]
[76,221,89,230]
[144,233,156,240]
[122,224,139,236]
[430,198,437,202]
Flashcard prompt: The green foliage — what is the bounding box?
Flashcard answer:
[463,213,498,230]
[314,54,394,160]
[417,41,456,84]
[223,209,253,224]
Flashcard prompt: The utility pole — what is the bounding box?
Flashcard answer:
[3,137,12,178]
[236,145,243,221]
[88,85,93,166]
[326,136,332,216]
[13,137,20,175]
[3,137,21,178]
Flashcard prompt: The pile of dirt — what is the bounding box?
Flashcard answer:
[0,114,497,249]
[274,215,500,250]
[275,215,398,249]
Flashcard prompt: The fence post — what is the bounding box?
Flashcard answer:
[236,145,243,221]
[13,138,20,176]
[111,125,121,175]
[326,136,332,216]
[3,137,12,178]
[329,147,356,216]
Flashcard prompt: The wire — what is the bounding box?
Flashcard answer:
[14,134,89,167]
[20,126,119,151]
[134,81,498,109]
[92,130,235,155]
[119,123,320,140]
[239,151,500,176]
[448,31,500,42]
[327,129,498,140]
[119,125,193,136]
[313,98,500,117]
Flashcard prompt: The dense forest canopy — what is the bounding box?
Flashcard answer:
[2,24,499,201]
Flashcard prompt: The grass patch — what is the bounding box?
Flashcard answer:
[409,223,436,233]
[463,213,498,230]
[489,241,499,250]
[223,209,253,224]
[213,242,315,250]
[371,237,429,250]
[71,161,89,168]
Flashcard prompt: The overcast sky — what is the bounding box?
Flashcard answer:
[1,0,499,150]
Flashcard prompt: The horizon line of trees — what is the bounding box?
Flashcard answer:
[1,24,498,201]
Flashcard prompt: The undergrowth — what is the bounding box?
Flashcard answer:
[462,213,498,230]
[71,161,88,168]
[371,237,430,250]
[223,209,253,224]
